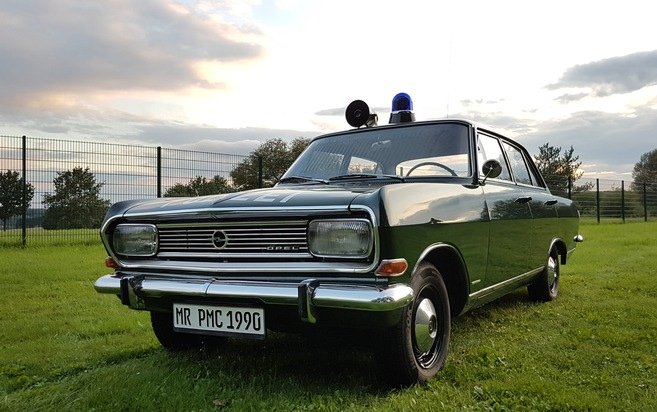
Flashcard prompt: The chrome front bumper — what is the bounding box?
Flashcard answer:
[94,274,414,324]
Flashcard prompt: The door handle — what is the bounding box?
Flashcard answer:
[544,199,558,206]
[514,196,532,204]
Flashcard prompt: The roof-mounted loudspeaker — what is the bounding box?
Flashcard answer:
[345,100,378,128]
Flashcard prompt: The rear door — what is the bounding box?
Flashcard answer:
[478,133,534,287]
[501,141,559,270]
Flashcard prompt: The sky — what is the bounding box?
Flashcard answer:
[1,0,657,180]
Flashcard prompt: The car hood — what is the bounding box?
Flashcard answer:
[113,185,380,218]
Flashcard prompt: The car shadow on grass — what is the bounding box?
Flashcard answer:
[160,329,385,393]
[146,288,543,393]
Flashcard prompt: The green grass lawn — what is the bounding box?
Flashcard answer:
[1,222,656,411]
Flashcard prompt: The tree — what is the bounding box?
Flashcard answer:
[632,148,657,186]
[230,138,311,190]
[42,167,110,230]
[0,170,34,231]
[632,149,657,216]
[534,143,592,196]
[164,175,234,197]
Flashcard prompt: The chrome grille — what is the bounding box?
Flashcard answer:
[156,220,310,258]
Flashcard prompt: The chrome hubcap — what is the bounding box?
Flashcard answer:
[414,298,438,354]
[547,255,558,291]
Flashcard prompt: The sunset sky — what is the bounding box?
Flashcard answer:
[1,0,657,179]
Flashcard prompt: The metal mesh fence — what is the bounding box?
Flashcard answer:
[2,134,656,247]
[0,135,252,246]
[546,176,657,222]
[161,147,247,194]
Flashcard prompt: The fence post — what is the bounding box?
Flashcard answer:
[21,136,27,247]
[644,182,648,222]
[568,176,572,199]
[621,180,625,223]
[596,178,600,223]
[157,146,162,198]
[258,156,263,188]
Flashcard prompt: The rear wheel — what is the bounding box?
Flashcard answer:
[528,249,560,302]
[150,311,226,351]
[378,263,451,386]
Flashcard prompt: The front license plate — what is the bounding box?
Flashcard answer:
[173,303,265,338]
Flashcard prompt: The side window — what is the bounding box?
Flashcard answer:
[526,163,545,188]
[477,134,511,181]
[503,142,532,185]
[347,156,379,174]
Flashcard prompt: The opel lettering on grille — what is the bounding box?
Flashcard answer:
[212,230,228,249]
[266,245,300,251]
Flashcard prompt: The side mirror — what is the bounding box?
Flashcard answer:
[480,159,502,185]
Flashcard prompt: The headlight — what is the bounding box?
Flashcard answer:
[308,219,372,258]
[112,224,158,256]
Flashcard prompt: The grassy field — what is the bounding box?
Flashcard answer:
[1,222,656,411]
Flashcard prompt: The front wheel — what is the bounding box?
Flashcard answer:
[150,311,226,351]
[528,249,560,302]
[378,263,451,386]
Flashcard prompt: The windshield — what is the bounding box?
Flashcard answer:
[284,123,471,181]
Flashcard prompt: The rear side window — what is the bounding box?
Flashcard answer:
[477,134,511,181]
[503,142,532,185]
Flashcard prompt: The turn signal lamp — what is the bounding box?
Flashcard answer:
[105,256,120,269]
[375,258,408,277]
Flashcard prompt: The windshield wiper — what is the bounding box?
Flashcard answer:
[328,173,405,182]
[278,175,329,184]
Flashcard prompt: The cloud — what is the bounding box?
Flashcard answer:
[548,50,657,97]
[315,106,389,116]
[460,98,506,107]
[520,108,657,174]
[0,101,318,155]
[0,0,263,109]
[554,93,589,104]
[132,123,318,147]
[448,110,536,135]
[448,107,657,179]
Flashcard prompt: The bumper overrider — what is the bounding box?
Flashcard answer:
[94,274,414,326]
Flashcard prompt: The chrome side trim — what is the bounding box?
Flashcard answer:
[94,274,414,312]
[469,267,542,300]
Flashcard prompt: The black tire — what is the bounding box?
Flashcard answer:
[150,311,226,351]
[528,249,560,302]
[378,263,451,386]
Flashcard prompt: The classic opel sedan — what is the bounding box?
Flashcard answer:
[95,94,581,386]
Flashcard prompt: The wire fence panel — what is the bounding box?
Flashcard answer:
[160,148,247,195]
[2,134,657,247]
[547,176,657,223]
[0,135,252,246]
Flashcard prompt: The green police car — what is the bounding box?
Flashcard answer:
[95,93,581,385]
